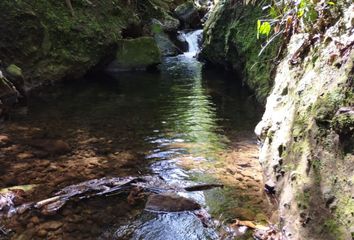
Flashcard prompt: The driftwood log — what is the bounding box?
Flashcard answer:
[0,176,223,217]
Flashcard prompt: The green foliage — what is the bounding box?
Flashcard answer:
[6,64,22,77]
[323,219,342,236]
[257,20,271,39]
[256,0,337,55]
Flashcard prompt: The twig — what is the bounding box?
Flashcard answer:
[258,30,285,56]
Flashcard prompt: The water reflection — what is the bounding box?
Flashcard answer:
[8,53,264,239]
[147,56,227,161]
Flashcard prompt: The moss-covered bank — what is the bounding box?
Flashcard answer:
[0,0,184,89]
[200,1,279,103]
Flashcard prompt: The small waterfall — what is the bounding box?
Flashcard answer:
[179,29,203,58]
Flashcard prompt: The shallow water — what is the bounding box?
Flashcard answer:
[1,55,267,239]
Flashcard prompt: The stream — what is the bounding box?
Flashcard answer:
[0,31,270,239]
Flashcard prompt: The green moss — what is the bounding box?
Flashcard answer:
[201,3,279,103]
[332,112,354,135]
[323,219,344,238]
[6,64,22,77]
[174,1,194,15]
[116,37,161,69]
[296,191,310,209]
[335,195,354,228]
[0,0,181,84]
[312,90,346,124]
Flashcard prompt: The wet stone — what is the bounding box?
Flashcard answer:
[40,221,63,231]
[0,135,11,147]
[37,229,47,238]
[16,152,34,160]
[145,193,201,212]
[30,216,40,224]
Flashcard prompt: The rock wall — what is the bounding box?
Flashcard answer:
[202,0,354,239]
[255,3,354,239]
[200,0,279,103]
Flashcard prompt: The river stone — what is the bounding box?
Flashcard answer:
[28,139,70,155]
[6,64,22,77]
[174,2,200,28]
[154,33,181,56]
[40,221,63,230]
[36,229,47,237]
[108,37,161,72]
[152,15,180,32]
[161,14,180,32]
[145,193,201,212]
[0,135,11,147]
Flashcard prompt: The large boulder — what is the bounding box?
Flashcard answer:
[107,37,161,71]
[159,14,181,32]
[152,20,182,56]
[174,2,201,29]
[151,18,184,56]
[154,33,182,56]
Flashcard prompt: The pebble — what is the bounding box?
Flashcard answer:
[67,214,82,223]
[31,216,40,224]
[27,222,34,229]
[37,229,47,238]
[40,221,63,231]
[16,152,34,160]
[0,135,10,146]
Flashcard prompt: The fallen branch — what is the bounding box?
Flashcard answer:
[1,176,225,217]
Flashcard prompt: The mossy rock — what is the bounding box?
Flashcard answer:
[174,2,195,17]
[111,37,161,71]
[200,2,279,103]
[0,0,183,87]
[174,1,200,28]
[6,64,23,78]
[154,32,181,56]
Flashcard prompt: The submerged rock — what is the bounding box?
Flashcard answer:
[27,139,70,155]
[145,193,201,212]
[107,37,161,72]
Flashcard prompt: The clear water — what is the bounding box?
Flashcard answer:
[4,55,265,239]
